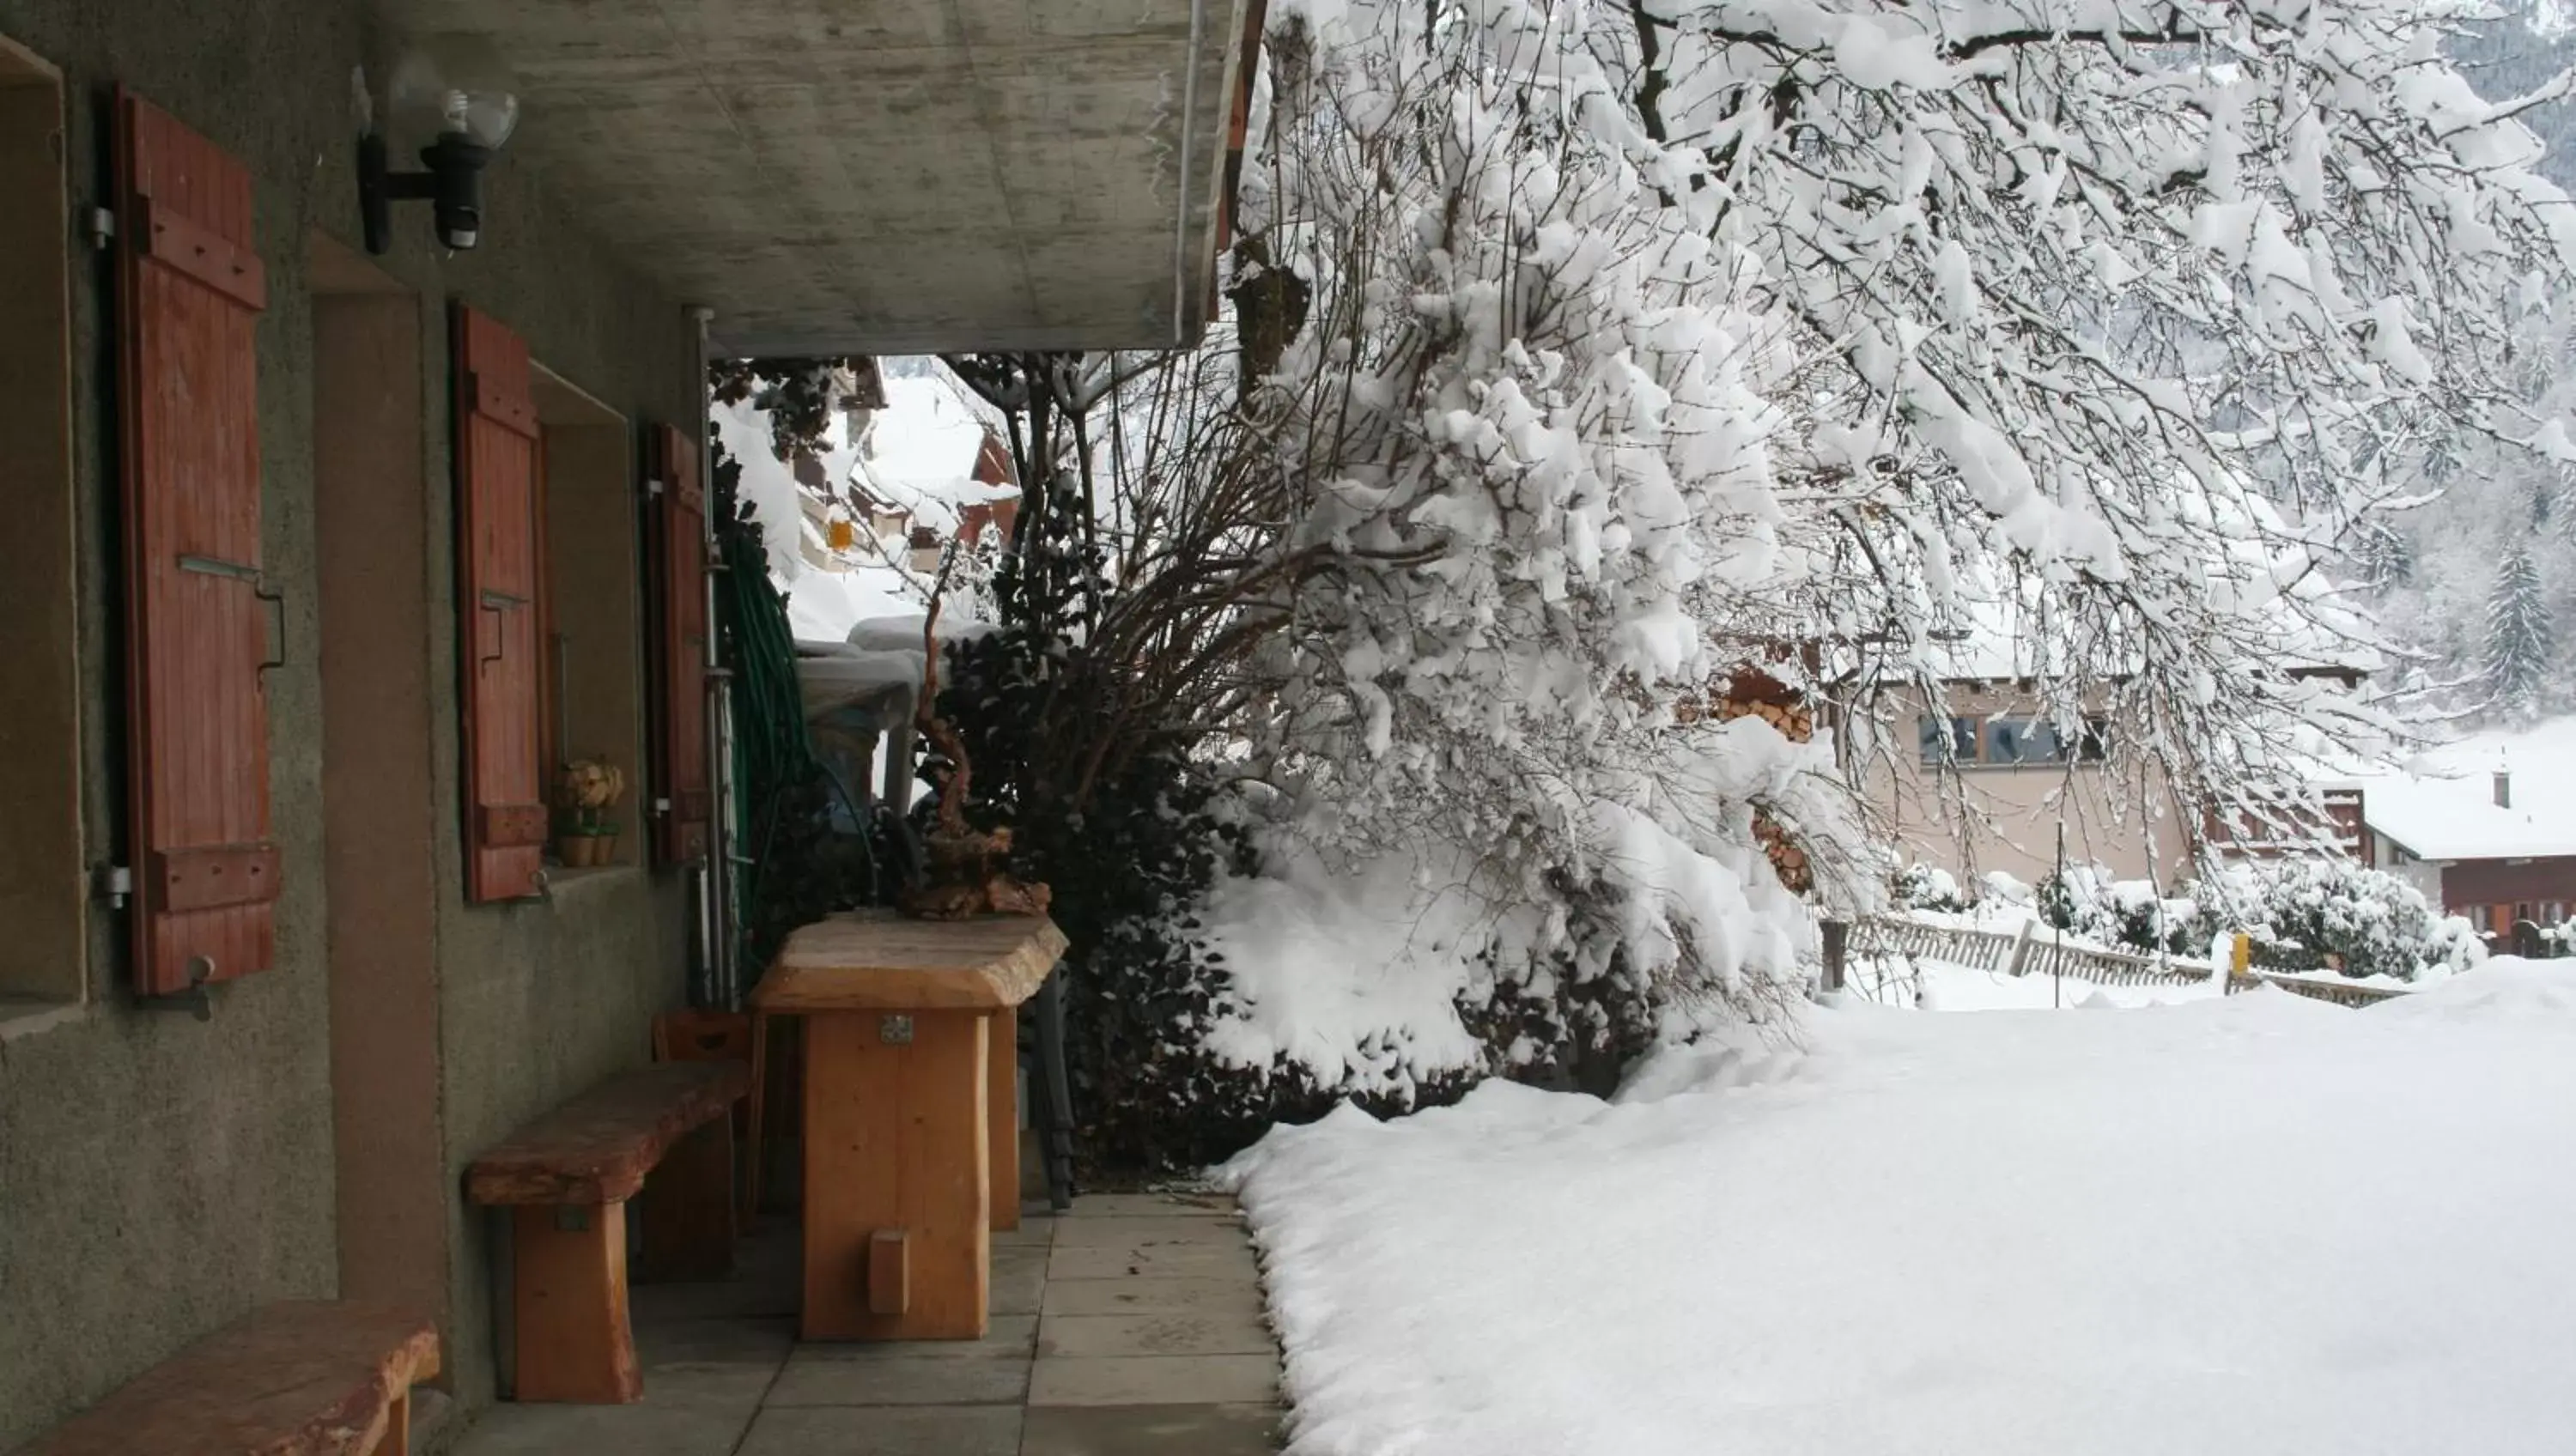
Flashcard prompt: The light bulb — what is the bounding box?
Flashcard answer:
[389,33,519,150]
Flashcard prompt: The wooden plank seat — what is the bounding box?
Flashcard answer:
[20,1300,438,1456]
[465,1060,748,1404]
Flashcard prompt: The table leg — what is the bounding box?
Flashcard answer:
[989,1005,1019,1232]
[801,1008,991,1340]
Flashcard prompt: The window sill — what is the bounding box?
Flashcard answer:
[1923,761,2109,774]
[0,993,86,1045]
[542,864,645,898]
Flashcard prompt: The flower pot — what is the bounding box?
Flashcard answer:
[556,833,601,868]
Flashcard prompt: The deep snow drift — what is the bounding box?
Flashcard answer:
[1224,962,2576,1456]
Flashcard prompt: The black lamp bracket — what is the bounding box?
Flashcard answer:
[358,130,493,254]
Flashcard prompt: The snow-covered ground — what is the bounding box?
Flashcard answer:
[1225,961,2576,1456]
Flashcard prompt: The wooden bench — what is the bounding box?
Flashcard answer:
[21,1301,438,1455]
[465,1060,749,1404]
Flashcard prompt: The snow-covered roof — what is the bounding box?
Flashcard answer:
[848,378,1013,533]
[2315,715,2576,861]
[793,642,921,723]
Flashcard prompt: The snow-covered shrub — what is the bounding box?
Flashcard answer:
[2035,865,2202,956]
[2205,858,2483,982]
[1893,863,1968,914]
[1979,871,2034,908]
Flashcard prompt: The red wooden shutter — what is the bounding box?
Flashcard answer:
[453,306,547,901]
[650,423,712,865]
[114,91,280,997]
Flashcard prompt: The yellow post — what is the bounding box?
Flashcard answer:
[2230,932,2254,991]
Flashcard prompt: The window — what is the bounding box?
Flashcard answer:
[453,310,647,898]
[2469,904,2494,934]
[0,39,76,1017]
[1984,717,2064,765]
[2075,715,2111,761]
[1917,715,1975,764]
[1920,711,2111,767]
[532,366,647,873]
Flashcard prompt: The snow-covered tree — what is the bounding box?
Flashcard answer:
[825,0,2576,1161]
[2486,543,2554,710]
[1231,0,2572,953]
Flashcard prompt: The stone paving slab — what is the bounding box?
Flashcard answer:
[768,1350,1034,1407]
[448,1399,756,1456]
[993,1216,1058,1247]
[993,1246,1052,1317]
[1038,1311,1276,1358]
[451,1192,1282,1455]
[738,1405,1023,1456]
[1028,1353,1280,1407]
[1048,1239,1260,1281]
[1056,1192,1237,1217]
[1050,1215,1249,1247]
[791,1315,1039,1360]
[1042,1274,1267,1317]
[1021,1404,1284,1455]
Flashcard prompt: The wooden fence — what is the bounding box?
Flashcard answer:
[1839,916,2412,1007]
[1846,916,2210,989]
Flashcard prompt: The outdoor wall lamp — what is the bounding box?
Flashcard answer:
[359,34,520,253]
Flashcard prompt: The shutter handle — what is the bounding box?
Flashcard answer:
[254,580,287,674]
[477,590,527,668]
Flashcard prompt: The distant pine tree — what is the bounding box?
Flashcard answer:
[2485,544,2553,711]
[2357,520,2414,592]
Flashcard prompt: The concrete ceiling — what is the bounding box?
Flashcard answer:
[380,0,1244,356]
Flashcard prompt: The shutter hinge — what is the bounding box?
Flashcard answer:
[92,863,132,910]
[644,476,666,497]
[85,205,116,252]
[651,796,671,817]
[705,665,737,682]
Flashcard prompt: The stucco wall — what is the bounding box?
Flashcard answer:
[0,0,698,1443]
[1857,684,2194,891]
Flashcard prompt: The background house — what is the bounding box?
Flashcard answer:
[1850,566,2375,893]
[1857,678,2191,889]
[2314,716,2576,943]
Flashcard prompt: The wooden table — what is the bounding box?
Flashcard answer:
[750,910,1066,1341]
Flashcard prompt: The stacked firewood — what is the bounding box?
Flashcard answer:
[1704,666,1816,893]
[1713,695,1815,742]
[1753,811,1812,895]
[1676,666,1814,742]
